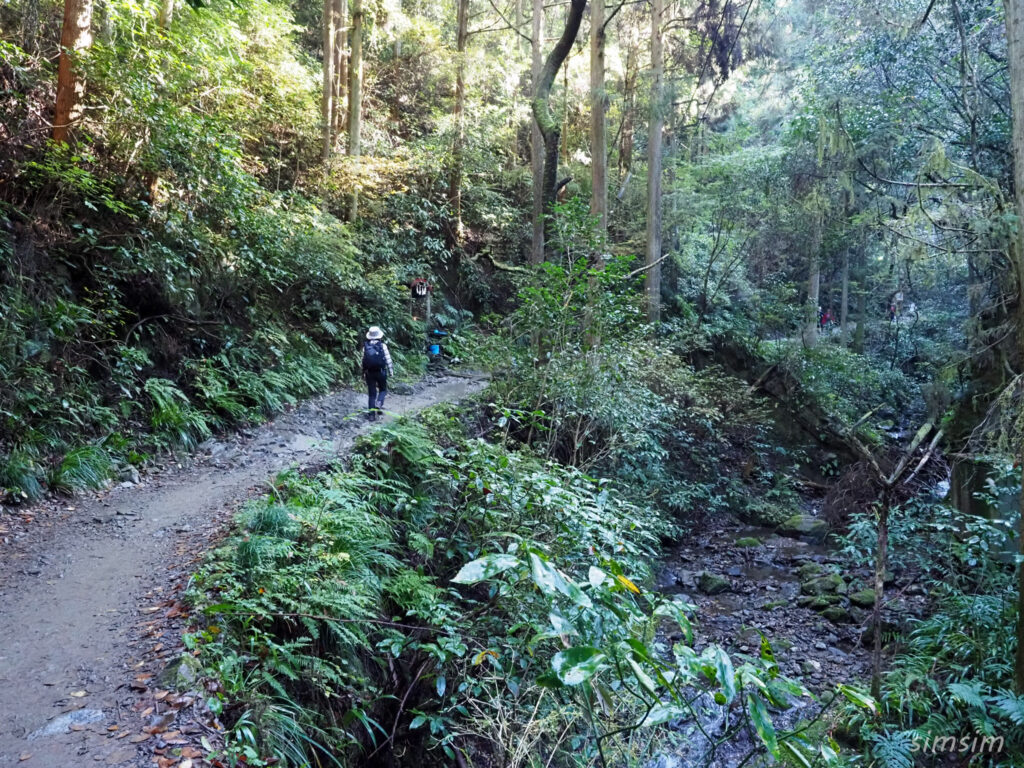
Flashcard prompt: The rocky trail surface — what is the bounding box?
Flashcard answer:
[0,375,487,768]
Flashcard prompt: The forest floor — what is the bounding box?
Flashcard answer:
[0,374,488,768]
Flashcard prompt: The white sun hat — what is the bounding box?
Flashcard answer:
[366,326,384,340]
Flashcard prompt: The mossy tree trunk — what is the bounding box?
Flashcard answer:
[1004,0,1024,694]
[531,0,587,256]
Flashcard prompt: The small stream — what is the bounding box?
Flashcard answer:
[647,517,877,768]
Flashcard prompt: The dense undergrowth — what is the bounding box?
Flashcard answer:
[186,403,877,767]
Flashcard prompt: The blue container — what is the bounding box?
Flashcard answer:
[428,344,440,355]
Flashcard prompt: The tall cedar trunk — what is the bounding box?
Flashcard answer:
[53,0,93,143]
[802,212,822,347]
[870,488,891,700]
[1002,0,1024,694]
[157,0,174,30]
[347,0,363,221]
[644,0,664,324]
[332,0,346,144]
[321,0,336,161]
[590,0,607,236]
[449,0,469,240]
[529,0,545,263]
[840,248,850,344]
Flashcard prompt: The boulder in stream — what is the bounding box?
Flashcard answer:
[778,514,829,541]
[698,571,732,595]
[801,573,846,596]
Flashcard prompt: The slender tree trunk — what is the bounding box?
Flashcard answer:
[515,0,526,54]
[619,32,637,178]
[644,0,665,324]
[347,0,363,221]
[321,0,337,161]
[590,0,607,237]
[332,0,346,144]
[530,0,546,263]
[449,0,469,240]
[802,212,822,347]
[21,0,40,55]
[53,0,93,144]
[1002,0,1024,694]
[157,0,174,30]
[840,248,850,345]
[853,286,867,353]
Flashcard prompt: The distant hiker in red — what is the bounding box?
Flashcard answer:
[362,326,394,421]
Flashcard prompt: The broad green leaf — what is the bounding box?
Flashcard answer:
[529,552,592,608]
[548,612,577,636]
[837,684,877,714]
[452,554,520,584]
[627,658,657,695]
[641,703,686,727]
[552,646,606,686]
[747,694,778,757]
[710,646,736,704]
[779,740,814,768]
[436,676,446,697]
[588,566,607,587]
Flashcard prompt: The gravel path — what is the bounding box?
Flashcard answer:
[0,375,487,767]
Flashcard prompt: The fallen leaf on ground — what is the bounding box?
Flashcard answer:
[179,760,193,768]
[154,690,169,700]
[107,725,119,732]
[18,753,31,762]
[70,690,87,697]
[130,733,151,743]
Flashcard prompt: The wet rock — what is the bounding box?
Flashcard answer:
[801,574,845,596]
[821,606,850,623]
[798,594,841,609]
[798,562,825,580]
[849,588,876,607]
[698,572,731,595]
[778,514,829,542]
[157,653,203,691]
[735,536,761,548]
[801,659,822,675]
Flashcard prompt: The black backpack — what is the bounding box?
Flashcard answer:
[363,340,386,372]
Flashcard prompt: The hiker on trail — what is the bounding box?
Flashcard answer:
[362,326,394,420]
[888,304,897,325]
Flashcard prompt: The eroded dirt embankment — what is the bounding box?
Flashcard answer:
[0,375,487,768]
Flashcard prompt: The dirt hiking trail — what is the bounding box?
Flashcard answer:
[0,375,487,768]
